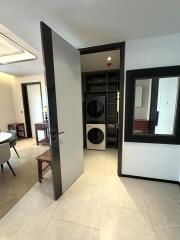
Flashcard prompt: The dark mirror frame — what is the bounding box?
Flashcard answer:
[125,65,180,145]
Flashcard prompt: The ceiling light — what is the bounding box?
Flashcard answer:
[107,56,112,62]
[0,33,36,65]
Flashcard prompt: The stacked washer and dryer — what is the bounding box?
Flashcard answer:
[86,95,106,150]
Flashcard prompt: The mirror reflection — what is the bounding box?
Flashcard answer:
[133,77,179,135]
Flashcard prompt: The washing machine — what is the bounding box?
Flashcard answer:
[86,124,106,150]
[86,95,106,123]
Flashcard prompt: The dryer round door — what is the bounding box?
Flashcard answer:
[87,100,104,119]
[88,128,104,144]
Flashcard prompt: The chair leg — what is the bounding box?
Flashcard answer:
[13,146,20,158]
[7,161,16,176]
[1,164,3,172]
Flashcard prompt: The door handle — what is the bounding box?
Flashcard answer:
[49,131,64,136]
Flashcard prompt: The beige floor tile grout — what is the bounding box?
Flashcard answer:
[97,151,119,239]
[154,225,180,230]
[102,202,149,213]
[50,216,100,230]
[145,202,159,240]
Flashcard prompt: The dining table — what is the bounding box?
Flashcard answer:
[0,132,12,144]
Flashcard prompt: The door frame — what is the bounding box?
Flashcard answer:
[41,22,63,200]
[21,82,43,137]
[79,42,125,176]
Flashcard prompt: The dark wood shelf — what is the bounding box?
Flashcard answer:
[107,124,117,128]
[82,69,119,148]
[87,81,106,85]
[107,90,118,92]
[8,123,25,139]
[107,137,116,142]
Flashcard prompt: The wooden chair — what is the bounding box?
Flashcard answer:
[36,149,52,182]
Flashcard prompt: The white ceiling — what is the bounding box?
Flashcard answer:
[0,0,180,75]
[81,50,120,72]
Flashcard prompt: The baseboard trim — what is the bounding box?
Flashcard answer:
[120,174,179,185]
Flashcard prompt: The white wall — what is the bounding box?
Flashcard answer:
[123,33,180,181]
[0,73,16,131]
[0,73,46,136]
[12,75,46,125]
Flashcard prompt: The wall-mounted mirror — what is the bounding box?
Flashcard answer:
[125,66,180,144]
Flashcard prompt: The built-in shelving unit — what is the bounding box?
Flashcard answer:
[82,69,120,148]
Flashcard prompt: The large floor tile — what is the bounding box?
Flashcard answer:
[140,181,180,204]
[0,178,55,239]
[99,205,156,240]
[2,211,52,240]
[147,202,180,228]
[104,150,118,176]
[51,181,102,229]
[40,217,99,240]
[76,172,104,186]
[155,226,180,240]
[84,150,106,177]
[102,176,146,211]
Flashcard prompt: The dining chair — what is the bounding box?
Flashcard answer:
[0,143,16,176]
[7,130,20,158]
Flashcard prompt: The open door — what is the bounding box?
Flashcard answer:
[40,22,84,200]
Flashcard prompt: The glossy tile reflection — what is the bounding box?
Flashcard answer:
[0,149,180,239]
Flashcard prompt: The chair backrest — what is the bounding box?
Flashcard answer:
[8,130,17,138]
[0,143,11,165]
[7,130,17,147]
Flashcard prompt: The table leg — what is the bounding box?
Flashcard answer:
[37,160,42,182]
[35,126,39,145]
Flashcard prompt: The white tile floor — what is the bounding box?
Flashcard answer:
[0,149,180,240]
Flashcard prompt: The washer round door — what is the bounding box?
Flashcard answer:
[88,128,104,144]
[87,100,104,118]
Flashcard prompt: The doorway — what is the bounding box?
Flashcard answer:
[80,45,125,177]
[40,22,125,200]
[21,82,44,138]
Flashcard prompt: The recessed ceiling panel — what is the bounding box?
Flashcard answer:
[0,33,36,65]
[0,33,23,57]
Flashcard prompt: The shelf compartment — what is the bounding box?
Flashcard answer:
[87,85,106,92]
[107,137,117,142]
[107,104,117,115]
[108,92,117,103]
[107,127,117,136]
[107,115,118,124]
